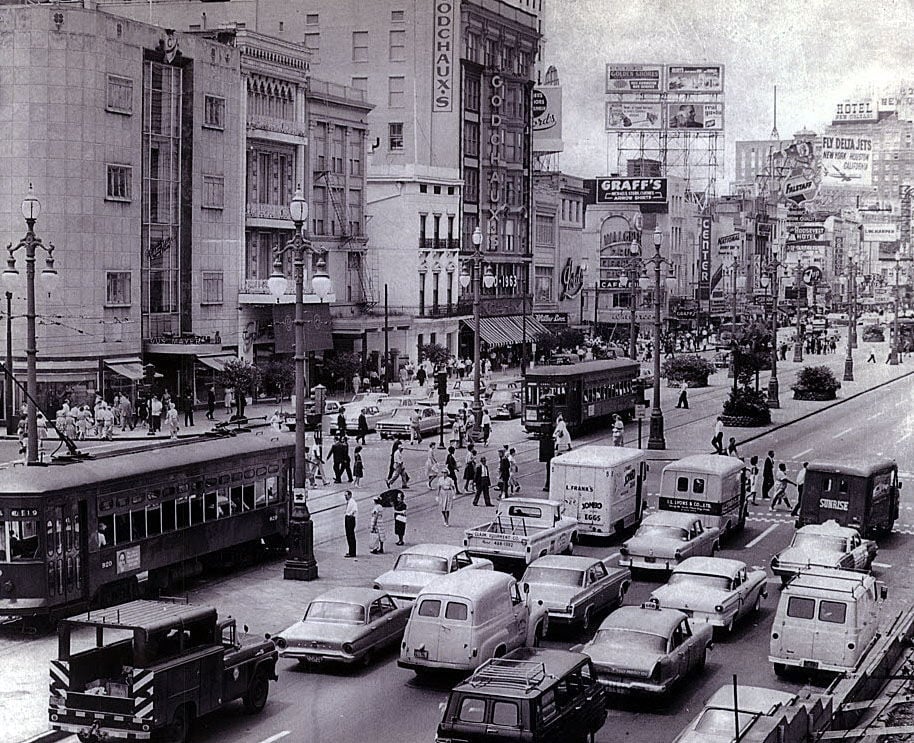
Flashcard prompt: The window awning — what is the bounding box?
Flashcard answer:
[104,358,145,381]
[461,315,550,348]
[196,353,236,372]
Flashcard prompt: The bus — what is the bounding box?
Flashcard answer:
[522,359,642,436]
[0,432,295,623]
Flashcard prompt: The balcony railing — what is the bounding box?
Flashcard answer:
[246,115,308,138]
[419,238,461,250]
[246,203,289,220]
[309,79,368,105]
[243,279,292,296]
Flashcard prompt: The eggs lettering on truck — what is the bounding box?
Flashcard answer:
[398,571,549,674]
[549,446,646,538]
[659,455,748,539]
[769,568,887,677]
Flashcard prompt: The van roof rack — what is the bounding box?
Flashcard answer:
[469,659,547,690]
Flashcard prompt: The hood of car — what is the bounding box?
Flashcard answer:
[626,536,682,557]
[652,584,729,611]
[585,643,663,674]
[276,620,361,646]
[776,546,840,569]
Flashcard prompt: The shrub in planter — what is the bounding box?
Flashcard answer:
[792,365,841,401]
[662,355,717,387]
[862,324,885,342]
[722,386,771,425]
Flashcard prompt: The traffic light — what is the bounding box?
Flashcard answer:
[436,370,449,406]
[541,394,554,425]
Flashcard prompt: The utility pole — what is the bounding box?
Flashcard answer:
[383,284,390,393]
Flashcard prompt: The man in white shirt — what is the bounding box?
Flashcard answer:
[344,491,358,558]
[791,462,808,517]
[149,395,163,434]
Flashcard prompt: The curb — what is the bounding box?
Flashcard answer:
[734,368,914,449]
[19,731,69,743]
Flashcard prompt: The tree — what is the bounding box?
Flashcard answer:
[219,359,262,419]
[538,327,585,359]
[662,355,716,386]
[261,359,294,403]
[322,351,361,393]
[420,342,449,367]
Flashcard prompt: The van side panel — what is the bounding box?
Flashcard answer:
[555,463,607,535]
[659,470,741,532]
[611,462,640,531]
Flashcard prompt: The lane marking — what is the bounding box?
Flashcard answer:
[746,524,780,549]
[866,412,883,421]
[896,399,908,408]
[258,733,290,743]
[872,562,892,569]
[794,447,814,458]
[832,427,853,439]
[900,472,914,479]
[899,432,913,443]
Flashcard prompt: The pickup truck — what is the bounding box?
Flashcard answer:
[464,497,578,568]
[49,599,277,743]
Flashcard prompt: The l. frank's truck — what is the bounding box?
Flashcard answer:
[549,446,646,537]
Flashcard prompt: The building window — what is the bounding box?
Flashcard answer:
[351,76,368,92]
[304,33,320,58]
[447,215,455,241]
[419,183,427,193]
[106,164,132,201]
[203,95,225,130]
[306,12,319,24]
[517,50,530,77]
[433,214,441,244]
[352,31,369,62]
[202,175,224,209]
[388,76,405,108]
[419,213,427,242]
[247,145,295,207]
[432,272,440,311]
[349,195,363,236]
[201,271,224,304]
[106,75,133,114]
[331,126,345,173]
[465,32,479,63]
[391,9,405,22]
[464,167,479,201]
[534,266,553,302]
[535,215,555,246]
[389,30,406,62]
[349,131,363,175]
[484,38,497,67]
[106,271,131,306]
[465,76,480,111]
[464,121,479,157]
[389,122,404,151]
[312,186,326,235]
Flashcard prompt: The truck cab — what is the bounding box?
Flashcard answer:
[49,599,278,742]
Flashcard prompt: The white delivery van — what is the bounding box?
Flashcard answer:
[659,454,747,538]
[550,446,646,537]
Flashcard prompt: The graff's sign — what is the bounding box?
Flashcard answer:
[432,2,455,112]
[596,178,668,204]
[558,258,586,300]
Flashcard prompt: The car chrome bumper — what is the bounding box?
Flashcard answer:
[619,555,675,571]
[279,647,356,664]
[595,675,671,695]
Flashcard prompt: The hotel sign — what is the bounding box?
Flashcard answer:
[432,1,456,112]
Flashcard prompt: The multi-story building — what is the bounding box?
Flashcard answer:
[0,3,245,420]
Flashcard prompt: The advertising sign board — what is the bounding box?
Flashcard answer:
[431,1,456,112]
[820,135,872,185]
[863,223,899,242]
[698,216,712,300]
[606,63,664,93]
[718,233,741,255]
[833,100,878,123]
[787,223,826,243]
[667,102,724,130]
[532,86,563,153]
[595,177,668,204]
[666,64,724,93]
[605,101,663,131]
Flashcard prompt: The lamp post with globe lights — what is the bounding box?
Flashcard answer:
[644,228,672,450]
[844,258,858,382]
[764,257,783,409]
[618,239,644,361]
[459,226,496,436]
[268,187,332,581]
[3,185,58,465]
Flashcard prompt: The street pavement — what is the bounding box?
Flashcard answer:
[3,329,914,743]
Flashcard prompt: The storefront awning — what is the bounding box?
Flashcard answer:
[104,358,145,381]
[461,315,550,348]
[196,353,236,372]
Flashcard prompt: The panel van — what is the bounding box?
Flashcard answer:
[769,568,887,676]
[399,571,547,674]
[659,455,747,537]
[549,446,646,537]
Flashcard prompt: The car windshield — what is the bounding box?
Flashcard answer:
[304,601,365,625]
[393,554,449,574]
[668,573,731,591]
[594,628,667,653]
[792,533,846,552]
[524,567,585,587]
[695,708,755,735]
[638,525,689,541]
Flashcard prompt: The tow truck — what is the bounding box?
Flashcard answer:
[49,599,278,742]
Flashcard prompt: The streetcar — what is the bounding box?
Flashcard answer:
[0,432,295,623]
[522,359,642,436]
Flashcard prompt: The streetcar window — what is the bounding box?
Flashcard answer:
[254,480,267,508]
[189,493,204,524]
[47,520,55,557]
[216,489,230,517]
[114,512,130,545]
[161,500,176,532]
[96,515,114,549]
[47,562,56,596]
[266,476,279,504]
[176,497,190,529]
[204,492,218,521]
[242,484,255,511]
[131,510,146,541]
[146,506,162,536]
[0,519,39,561]
[524,385,538,405]
[230,486,243,514]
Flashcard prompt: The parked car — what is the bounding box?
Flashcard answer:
[672,685,799,743]
[373,544,493,603]
[712,351,731,369]
[489,388,520,419]
[770,520,877,586]
[619,511,721,573]
[521,555,632,634]
[573,598,714,695]
[329,403,394,435]
[650,557,767,634]
[271,587,410,668]
[376,405,453,439]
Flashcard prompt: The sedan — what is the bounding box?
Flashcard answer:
[770,520,877,585]
[619,511,721,573]
[650,557,767,634]
[573,599,714,695]
[373,544,493,602]
[271,587,410,668]
[672,685,798,743]
[329,404,394,435]
[489,389,520,419]
[376,406,452,439]
[521,555,632,634]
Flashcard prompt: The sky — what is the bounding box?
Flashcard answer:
[544,0,914,185]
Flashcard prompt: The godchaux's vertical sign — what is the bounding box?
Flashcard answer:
[698,217,712,300]
[433,1,456,112]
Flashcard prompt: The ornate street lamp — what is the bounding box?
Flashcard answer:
[764,257,783,409]
[618,239,642,360]
[793,262,804,363]
[3,184,58,464]
[645,229,670,450]
[269,187,332,582]
[889,256,903,366]
[460,226,495,437]
[844,259,857,382]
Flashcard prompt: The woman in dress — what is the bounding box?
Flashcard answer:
[165,402,179,439]
[369,497,386,554]
[611,414,624,447]
[553,414,572,451]
[462,445,478,494]
[353,445,364,487]
[425,442,439,487]
[393,492,407,546]
[436,471,455,527]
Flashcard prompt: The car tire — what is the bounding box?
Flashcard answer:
[581,607,594,633]
[360,649,374,668]
[242,669,270,714]
[753,594,763,614]
[533,621,545,647]
[773,662,788,678]
[163,704,192,743]
[562,542,574,556]
[696,648,707,671]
